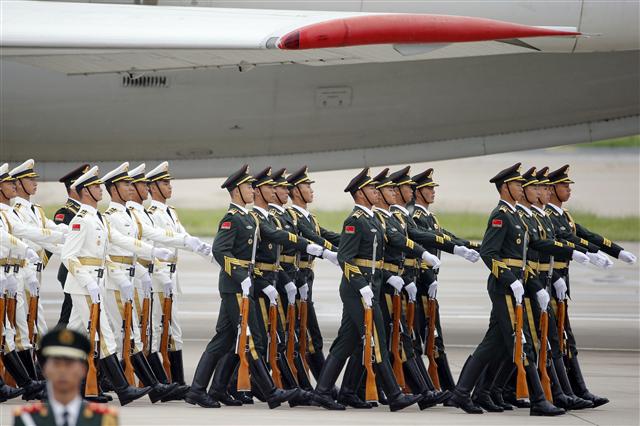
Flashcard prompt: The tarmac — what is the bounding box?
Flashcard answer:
[1,242,638,425]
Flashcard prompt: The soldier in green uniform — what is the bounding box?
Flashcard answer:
[52,164,90,328]
[13,327,119,426]
[185,165,319,409]
[448,163,565,416]
[408,168,481,393]
[544,164,636,408]
[285,166,341,383]
[313,168,423,412]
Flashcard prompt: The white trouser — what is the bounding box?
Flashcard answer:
[12,290,32,351]
[2,319,16,353]
[150,291,182,353]
[103,288,143,357]
[68,293,117,358]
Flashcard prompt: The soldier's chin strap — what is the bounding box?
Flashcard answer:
[238,185,250,205]
[85,186,99,204]
[505,182,518,206]
[155,181,169,201]
[133,183,145,203]
[0,185,10,202]
[361,188,376,209]
[17,179,34,197]
[379,190,394,208]
[276,190,288,205]
[295,185,310,205]
[523,186,536,205]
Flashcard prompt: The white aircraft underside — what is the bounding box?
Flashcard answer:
[0,0,638,180]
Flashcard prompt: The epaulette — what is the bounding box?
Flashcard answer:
[228,208,239,215]
[351,210,364,219]
[412,209,423,218]
[76,209,87,218]
[147,206,158,213]
[286,208,299,225]
[13,203,22,210]
[288,208,302,218]
[499,206,509,213]
[86,402,118,415]
[104,207,117,215]
[14,401,44,416]
[33,203,41,208]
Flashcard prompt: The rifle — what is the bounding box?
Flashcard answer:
[514,231,529,400]
[286,253,300,377]
[363,234,378,403]
[85,301,101,397]
[4,257,18,387]
[390,288,405,389]
[160,248,178,380]
[237,225,259,391]
[138,258,153,388]
[0,288,6,382]
[425,297,441,390]
[538,310,552,401]
[122,258,136,385]
[268,244,283,387]
[298,293,310,375]
[26,262,42,349]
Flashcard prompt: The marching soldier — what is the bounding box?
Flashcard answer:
[285,166,341,383]
[61,166,174,406]
[52,164,90,328]
[13,328,119,426]
[313,168,423,412]
[144,162,211,401]
[448,163,565,416]
[545,164,636,408]
[186,165,321,409]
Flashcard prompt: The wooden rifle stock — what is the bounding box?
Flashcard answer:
[139,297,150,355]
[236,295,251,391]
[406,299,415,339]
[538,310,552,401]
[85,303,100,397]
[0,296,6,381]
[268,304,282,388]
[425,298,441,390]
[363,306,378,403]
[122,300,136,385]
[514,304,529,399]
[160,295,172,381]
[4,295,17,387]
[286,303,297,377]
[557,300,566,355]
[391,292,406,390]
[26,293,38,345]
[298,300,310,374]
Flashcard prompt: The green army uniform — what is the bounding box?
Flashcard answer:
[313,168,422,412]
[13,401,118,426]
[449,163,566,417]
[285,166,341,381]
[52,164,89,327]
[185,165,301,410]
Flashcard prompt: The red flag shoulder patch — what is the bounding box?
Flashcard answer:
[55,213,64,221]
[492,219,503,228]
[72,223,81,231]
[345,225,356,234]
[220,221,232,230]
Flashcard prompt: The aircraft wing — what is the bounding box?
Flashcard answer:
[1,1,579,75]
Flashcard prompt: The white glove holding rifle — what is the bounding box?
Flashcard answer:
[536,289,550,311]
[4,275,18,296]
[87,280,101,304]
[285,282,297,305]
[140,272,153,297]
[299,283,309,301]
[262,285,278,306]
[359,286,374,307]
[241,277,252,296]
[119,278,134,301]
[386,275,404,292]
[553,278,567,300]
[404,282,418,302]
[510,280,524,304]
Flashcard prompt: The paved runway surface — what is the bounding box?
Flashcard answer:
[1,243,638,425]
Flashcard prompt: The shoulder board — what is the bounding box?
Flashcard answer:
[351,210,364,219]
[13,203,22,210]
[14,401,44,415]
[288,208,302,217]
[147,206,158,213]
[76,209,87,218]
[127,206,135,211]
[268,207,280,215]
[412,209,423,218]
[33,203,42,208]
[499,206,509,213]
[65,201,79,212]
[104,207,118,215]
[228,208,239,215]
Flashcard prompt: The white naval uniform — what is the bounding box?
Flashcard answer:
[62,204,153,358]
[0,223,32,353]
[145,200,188,353]
[0,203,64,351]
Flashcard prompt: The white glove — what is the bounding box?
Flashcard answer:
[151,247,173,262]
[163,281,173,296]
[359,286,374,307]
[140,272,153,296]
[262,285,278,305]
[404,282,418,301]
[553,277,567,300]
[510,280,524,304]
[28,278,39,296]
[184,235,202,252]
[586,251,608,268]
[4,275,18,295]
[421,251,441,270]
[386,275,404,292]
[86,280,101,304]
[285,281,297,305]
[306,243,324,257]
[322,249,339,266]
[428,281,438,299]
[619,250,637,265]
[197,243,212,256]
[299,283,309,301]
[453,245,479,263]
[536,289,550,311]
[25,248,40,264]
[572,250,589,265]
[120,280,134,301]
[467,249,481,263]
[241,277,252,296]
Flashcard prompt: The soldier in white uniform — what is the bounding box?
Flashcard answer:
[0,163,48,401]
[61,166,174,406]
[125,163,210,400]
[1,163,65,382]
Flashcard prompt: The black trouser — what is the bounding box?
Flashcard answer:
[56,266,73,326]
[379,284,415,360]
[296,268,324,357]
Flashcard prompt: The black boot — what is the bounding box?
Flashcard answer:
[307,351,325,382]
[403,356,449,410]
[526,364,565,416]
[208,353,242,406]
[100,354,152,406]
[489,360,514,411]
[502,367,531,408]
[550,357,593,410]
[3,351,45,401]
[566,356,609,408]
[17,350,38,380]
[184,351,221,408]
[313,353,346,410]
[131,352,179,403]
[436,351,456,392]
[448,355,485,414]
[250,357,299,409]
[293,354,314,391]
[337,355,373,408]
[228,364,254,404]
[277,357,314,408]
[163,350,190,401]
[0,375,25,401]
[471,362,503,412]
[375,360,422,412]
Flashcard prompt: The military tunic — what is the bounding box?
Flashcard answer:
[13,400,118,426]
